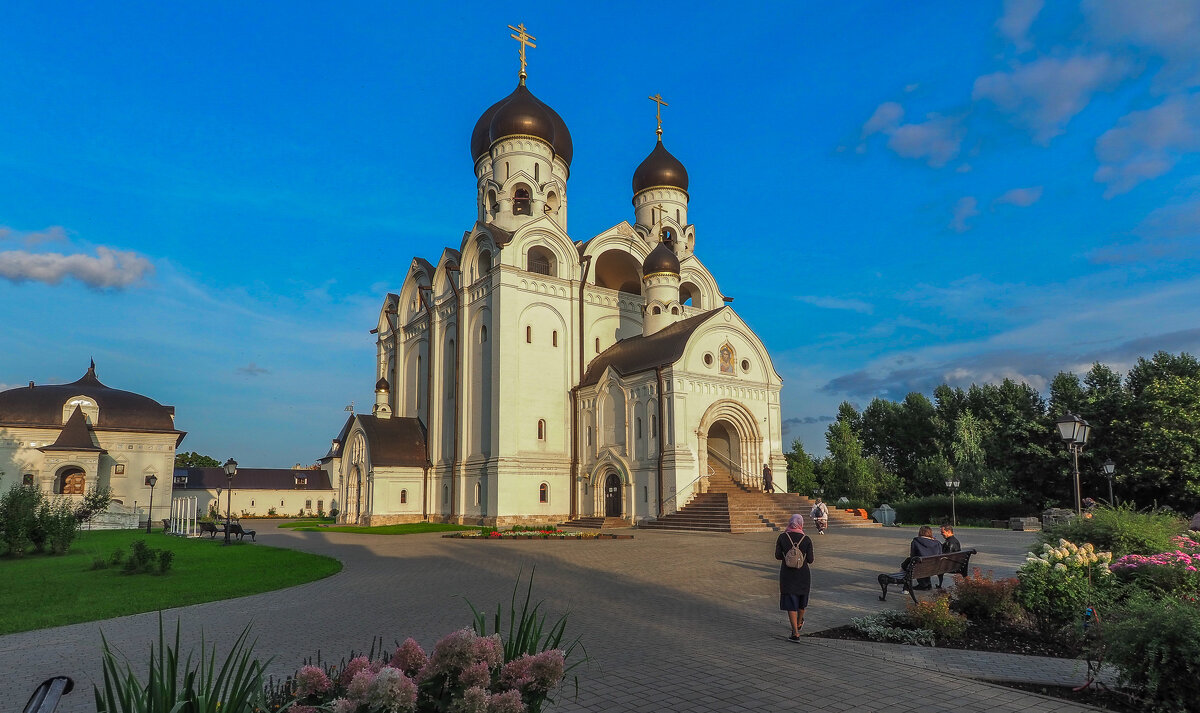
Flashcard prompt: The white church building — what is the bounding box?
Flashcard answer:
[322,43,786,527]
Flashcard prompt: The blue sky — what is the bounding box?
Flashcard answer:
[2,1,1198,466]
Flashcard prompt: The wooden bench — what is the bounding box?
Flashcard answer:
[878,549,977,603]
[199,521,223,538]
[227,523,256,541]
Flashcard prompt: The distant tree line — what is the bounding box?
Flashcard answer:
[786,351,1200,511]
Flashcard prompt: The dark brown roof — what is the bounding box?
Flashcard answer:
[472,81,572,166]
[0,363,182,434]
[642,242,680,276]
[581,309,721,386]
[358,415,429,467]
[177,467,333,491]
[633,139,688,195]
[485,222,514,246]
[39,406,105,453]
[321,414,356,461]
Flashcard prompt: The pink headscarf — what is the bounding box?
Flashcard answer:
[786,514,805,533]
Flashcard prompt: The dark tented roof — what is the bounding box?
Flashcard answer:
[0,363,181,434]
[177,467,333,491]
[39,406,105,452]
[358,415,429,467]
[580,309,721,386]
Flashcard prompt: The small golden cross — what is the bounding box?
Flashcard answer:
[509,23,537,81]
[648,93,669,137]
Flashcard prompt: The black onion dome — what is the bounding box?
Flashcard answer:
[633,140,689,195]
[0,364,177,431]
[471,83,573,165]
[642,242,680,276]
[375,376,390,391]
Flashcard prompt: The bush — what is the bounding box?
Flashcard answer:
[1039,503,1186,557]
[906,594,967,639]
[157,549,175,574]
[1108,534,1200,598]
[849,610,936,646]
[1105,593,1200,712]
[0,485,41,556]
[894,495,1026,526]
[950,568,1023,623]
[1016,538,1116,639]
[120,539,173,575]
[43,500,80,554]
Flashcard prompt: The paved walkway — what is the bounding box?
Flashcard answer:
[1,523,1106,711]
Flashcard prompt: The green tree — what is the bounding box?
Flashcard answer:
[1122,372,1200,506]
[784,439,818,495]
[174,451,221,469]
[824,419,877,503]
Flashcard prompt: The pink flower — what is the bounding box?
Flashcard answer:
[451,686,490,713]
[1187,566,1197,572]
[367,666,418,712]
[499,655,533,690]
[340,656,371,686]
[294,665,332,698]
[330,699,356,713]
[486,689,527,713]
[459,661,492,689]
[472,633,504,669]
[347,668,376,701]
[390,638,429,677]
[425,629,481,680]
[527,650,565,693]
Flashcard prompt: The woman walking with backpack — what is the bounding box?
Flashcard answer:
[775,514,815,642]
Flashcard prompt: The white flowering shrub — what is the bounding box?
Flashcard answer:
[1016,538,1114,637]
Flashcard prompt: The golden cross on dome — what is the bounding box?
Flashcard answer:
[509,23,536,82]
[648,93,669,138]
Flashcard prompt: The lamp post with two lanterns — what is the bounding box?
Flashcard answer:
[945,478,960,527]
[222,458,237,545]
[1055,413,1092,517]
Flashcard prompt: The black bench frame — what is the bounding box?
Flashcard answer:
[227,523,256,541]
[199,521,223,538]
[878,549,977,603]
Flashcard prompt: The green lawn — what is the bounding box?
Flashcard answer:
[285,522,474,535]
[276,517,337,529]
[0,529,341,635]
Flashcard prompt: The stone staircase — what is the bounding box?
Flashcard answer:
[559,516,629,530]
[640,462,881,534]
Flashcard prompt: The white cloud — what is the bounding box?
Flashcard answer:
[1084,0,1200,89]
[795,295,874,314]
[973,54,1127,143]
[0,246,154,289]
[237,363,270,376]
[995,186,1044,207]
[0,225,70,248]
[1091,196,1200,263]
[997,0,1044,50]
[1093,94,1200,197]
[862,101,904,137]
[950,197,979,232]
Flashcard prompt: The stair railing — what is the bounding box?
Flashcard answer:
[661,466,712,516]
[708,450,763,491]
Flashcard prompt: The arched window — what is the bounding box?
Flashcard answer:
[487,190,498,214]
[534,163,540,181]
[56,468,85,495]
[594,250,642,295]
[539,483,549,503]
[474,483,481,506]
[443,484,449,504]
[526,246,556,277]
[481,325,488,343]
[650,414,657,437]
[526,326,532,343]
[676,209,680,222]
[671,306,679,314]
[636,417,643,439]
[652,306,661,315]
[552,330,558,347]
[400,489,408,504]
[537,419,546,440]
[477,250,493,278]
[586,426,593,446]
[545,191,560,215]
[513,184,532,216]
[595,337,600,353]
[505,162,510,180]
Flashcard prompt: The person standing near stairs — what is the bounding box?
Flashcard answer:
[775,514,814,641]
[810,497,829,534]
[762,464,774,493]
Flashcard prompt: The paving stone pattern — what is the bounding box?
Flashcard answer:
[0,524,1104,711]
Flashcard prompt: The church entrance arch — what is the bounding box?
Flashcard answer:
[56,467,86,495]
[698,399,763,488]
[604,472,622,517]
[706,421,741,475]
[346,466,362,523]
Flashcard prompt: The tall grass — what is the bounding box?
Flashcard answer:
[1038,503,1185,557]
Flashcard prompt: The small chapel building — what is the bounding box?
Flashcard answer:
[322,47,786,527]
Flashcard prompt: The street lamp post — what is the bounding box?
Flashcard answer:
[945,478,960,527]
[812,487,823,503]
[1055,413,1092,517]
[1103,458,1116,505]
[222,458,237,545]
[145,474,158,534]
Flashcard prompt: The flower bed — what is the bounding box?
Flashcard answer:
[443,530,632,540]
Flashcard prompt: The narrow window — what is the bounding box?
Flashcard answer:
[513,186,531,216]
[644,485,649,503]
[671,306,679,314]
[474,483,481,506]
[586,426,593,446]
[552,330,558,347]
[534,163,540,181]
[537,419,546,440]
[526,326,532,343]
[676,209,680,222]
[318,500,323,511]
[652,306,661,315]
[401,489,408,504]
[251,499,255,507]
[651,414,657,437]
[505,162,510,179]
[305,499,312,510]
[443,484,449,504]
[22,474,34,486]
[539,483,548,503]
[636,417,643,439]
[281,500,285,507]
[481,325,488,343]
[595,337,600,353]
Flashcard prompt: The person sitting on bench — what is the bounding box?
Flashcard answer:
[907,525,942,590]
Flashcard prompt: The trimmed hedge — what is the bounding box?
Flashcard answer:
[893,495,1030,525]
